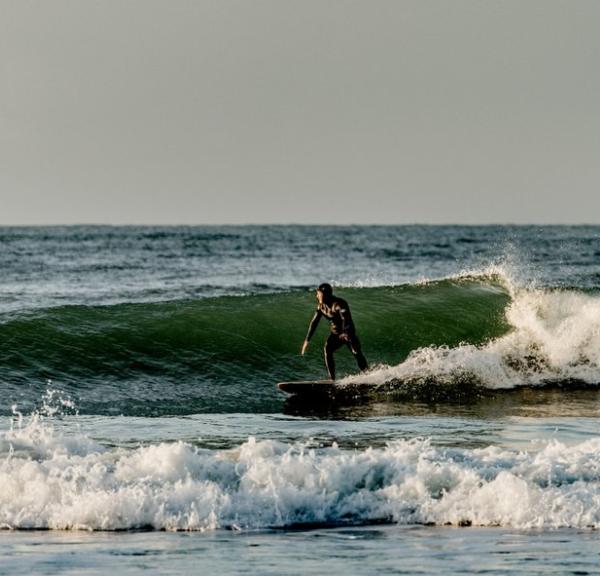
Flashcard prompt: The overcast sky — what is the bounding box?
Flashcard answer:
[2,0,600,225]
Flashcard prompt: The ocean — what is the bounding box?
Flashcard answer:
[2,225,600,575]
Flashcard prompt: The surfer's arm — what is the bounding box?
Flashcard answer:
[305,310,322,341]
[302,310,322,354]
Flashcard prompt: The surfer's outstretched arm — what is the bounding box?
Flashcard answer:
[301,309,322,354]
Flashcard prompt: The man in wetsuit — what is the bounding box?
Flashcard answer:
[301,283,368,380]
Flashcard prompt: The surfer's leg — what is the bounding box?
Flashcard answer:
[324,335,344,380]
[347,334,368,372]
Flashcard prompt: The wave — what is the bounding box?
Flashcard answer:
[0,275,509,414]
[2,413,600,531]
[3,269,600,414]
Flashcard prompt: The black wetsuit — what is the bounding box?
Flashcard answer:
[305,296,368,380]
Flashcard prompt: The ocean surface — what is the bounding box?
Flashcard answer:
[2,225,600,575]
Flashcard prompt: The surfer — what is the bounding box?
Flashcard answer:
[301,283,368,380]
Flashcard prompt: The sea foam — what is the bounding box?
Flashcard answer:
[349,276,600,390]
[3,412,600,531]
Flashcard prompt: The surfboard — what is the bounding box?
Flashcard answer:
[277,379,374,396]
[277,380,336,394]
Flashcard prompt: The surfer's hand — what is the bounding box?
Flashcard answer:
[339,333,349,342]
[301,340,309,355]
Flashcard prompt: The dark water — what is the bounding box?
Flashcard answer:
[2,225,600,574]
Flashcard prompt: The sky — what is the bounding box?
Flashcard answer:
[1,0,600,225]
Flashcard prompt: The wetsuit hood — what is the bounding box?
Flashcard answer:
[317,283,333,302]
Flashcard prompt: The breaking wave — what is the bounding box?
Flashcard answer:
[3,408,600,531]
[2,268,600,413]
[352,280,600,392]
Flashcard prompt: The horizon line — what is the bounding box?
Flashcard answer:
[0,222,599,228]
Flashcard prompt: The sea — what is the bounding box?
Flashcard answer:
[2,225,600,575]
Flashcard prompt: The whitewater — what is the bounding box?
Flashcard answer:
[4,402,600,532]
[349,275,600,391]
[3,225,600,575]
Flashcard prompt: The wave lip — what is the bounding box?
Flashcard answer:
[3,413,600,531]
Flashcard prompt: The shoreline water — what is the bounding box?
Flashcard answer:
[2,525,600,575]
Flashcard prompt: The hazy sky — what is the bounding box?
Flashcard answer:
[2,0,600,225]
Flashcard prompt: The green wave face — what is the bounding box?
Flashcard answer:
[0,278,511,414]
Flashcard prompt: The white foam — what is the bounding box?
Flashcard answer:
[348,282,600,390]
[1,389,101,460]
[3,413,600,531]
